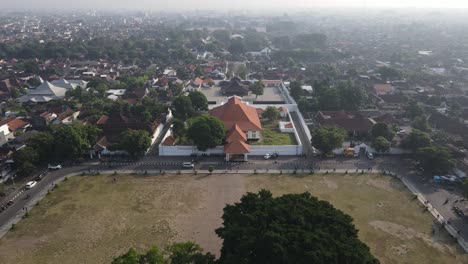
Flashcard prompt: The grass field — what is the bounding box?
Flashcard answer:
[253,120,297,145]
[0,173,466,264]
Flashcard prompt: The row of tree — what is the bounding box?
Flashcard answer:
[13,124,101,177]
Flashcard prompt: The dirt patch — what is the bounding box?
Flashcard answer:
[173,174,245,256]
[369,220,447,252]
[392,245,410,256]
[321,178,338,190]
[366,178,394,192]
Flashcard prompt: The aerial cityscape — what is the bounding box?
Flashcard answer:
[1,1,468,263]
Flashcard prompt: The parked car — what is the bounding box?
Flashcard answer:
[397,129,407,136]
[182,162,194,168]
[366,151,374,160]
[25,181,37,189]
[48,164,62,170]
[264,153,271,160]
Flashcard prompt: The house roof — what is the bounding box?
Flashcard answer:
[162,136,175,146]
[374,84,395,94]
[285,122,294,128]
[7,118,29,131]
[209,96,262,132]
[315,111,375,133]
[221,77,249,95]
[226,124,247,142]
[379,94,408,104]
[224,140,250,154]
[94,136,109,152]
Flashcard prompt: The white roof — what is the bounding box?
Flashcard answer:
[18,79,86,103]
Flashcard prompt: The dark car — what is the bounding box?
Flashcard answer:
[35,171,48,181]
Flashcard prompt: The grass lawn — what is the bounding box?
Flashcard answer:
[252,120,297,145]
[0,173,466,264]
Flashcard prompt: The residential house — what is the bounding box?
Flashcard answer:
[0,117,30,146]
[209,96,262,140]
[220,77,250,96]
[373,84,395,95]
[315,111,376,137]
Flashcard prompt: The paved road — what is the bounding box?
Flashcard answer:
[1,155,468,251]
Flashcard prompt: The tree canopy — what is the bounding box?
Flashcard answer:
[312,126,346,155]
[216,190,379,264]
[187,115,225,151]
[415,146,455,175]
[371,123,395,142]
[188,91,208,111]
[173,96,195,120]
[119,129,152,157]
[401,129,431,151]
[112,242,215,264]
[263,106,280,121]
[372,136,391,153]
[250,81,265,98]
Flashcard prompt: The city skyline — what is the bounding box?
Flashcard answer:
[3,0,468,10]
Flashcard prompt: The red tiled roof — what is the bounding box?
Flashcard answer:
[374,84,395,94]
[96,115,109,125]
[209,97,262,132]
[285,122,293,128]
[7,118,29,131]
[226,124,247,142]
[224,140,250,154]
[162,136,175,146]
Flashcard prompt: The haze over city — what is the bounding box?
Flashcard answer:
[3,0,468,10]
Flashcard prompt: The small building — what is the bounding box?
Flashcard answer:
[220,77,250,97]
[315,111,375,138]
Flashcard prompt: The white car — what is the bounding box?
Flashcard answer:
[25,181,37,189]
[182,162,194,168]
[264,154,271,160]
[366,152,374,160]
[48,164,62,170]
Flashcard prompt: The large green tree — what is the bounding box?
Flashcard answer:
[187,115,225,151]
[371,123,395,141]
[263,106,280,121]
[119,129,152,157]
[411,117,431,133]
[188,91,208,111]
[173,96,194,119]
[112,242,215,264]
[250,81,265,98]
[12,147,39,177]
[401,129,431,151]
[415,146,455,175]
[405,100,424,120]
[372,136,391,153]
[216,190,379,264]
[312,126,346,155]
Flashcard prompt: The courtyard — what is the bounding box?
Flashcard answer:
[202,85,285,105]
[0,173,466,264]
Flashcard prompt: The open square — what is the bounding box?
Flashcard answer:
[0,173,466,264]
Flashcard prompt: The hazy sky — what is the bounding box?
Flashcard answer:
[4,0,468,10]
